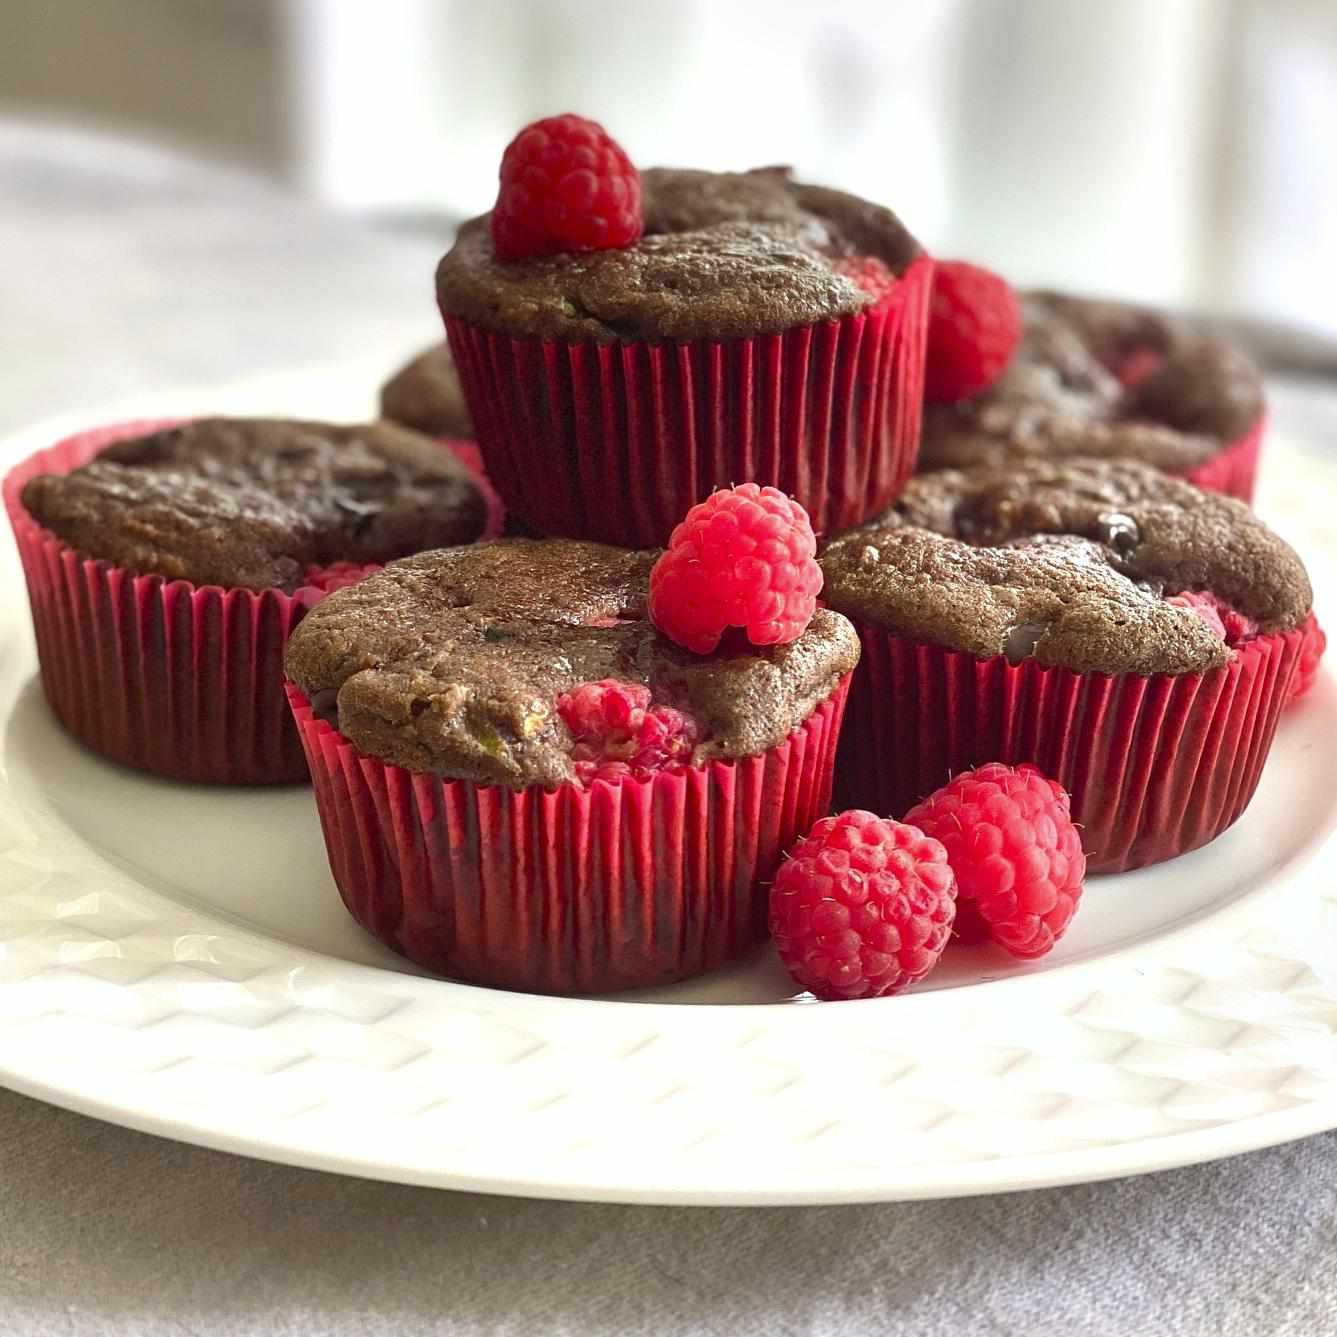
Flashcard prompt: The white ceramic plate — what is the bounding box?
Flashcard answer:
[2,368,1337,1205]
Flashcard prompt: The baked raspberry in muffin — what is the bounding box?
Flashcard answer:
[284,538,858,993]
[438,138,933,547]
[6,417,487,783]
[820,458,1311,872]
[918,293,1266,502]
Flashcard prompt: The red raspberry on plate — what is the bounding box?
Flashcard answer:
[648,484,823,655]
[924,260,1022,404]
[769,810,957,1001]
[491,114,642,262]
[557,679,699,786]
[1289,613,1326,704]
[904,763,1086,959]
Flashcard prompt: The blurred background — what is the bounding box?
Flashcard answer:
[2,0,1336,428]
[5,0,1337,321]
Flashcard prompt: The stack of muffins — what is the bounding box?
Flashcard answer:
[5,114,1321,996]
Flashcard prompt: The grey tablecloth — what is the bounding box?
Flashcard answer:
[2,121,1335,1337]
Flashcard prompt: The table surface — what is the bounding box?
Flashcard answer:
[2,119,1335,1337]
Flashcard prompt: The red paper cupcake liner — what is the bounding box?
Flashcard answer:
[1182,413,1264,504]
[287,676,851,994]
[834,623,1304,874]
[5,425,503,784]
[5,423,322,784]
[443,254,934,547]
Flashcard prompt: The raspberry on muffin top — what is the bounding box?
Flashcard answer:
[20,418,487,593]
[435,166,922,343]
[284,538,859,789]
[918,293,1265,477]
[819,458,1311,676]
[378,343,474,440]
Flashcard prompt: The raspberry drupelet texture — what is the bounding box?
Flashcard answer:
[904,763,1086,959]
[491,114,642,262]
[769,810,957,1001]
[832,255,898,301]
[923,260,1022,404]
[556,679,699,786]
[1290,613,1327,704]
[1165,591,1257,647]
[648,484,823,656]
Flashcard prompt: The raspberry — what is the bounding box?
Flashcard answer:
[304,561,382,594]
[491,114,642,262]
[1289,613,1326,704]
[556,679,699,786]
[1166,591,1257,647]
[1115,347,1163,389]
[904,763,1086,959]
[648,484,822,655]
[833,255,897,301]
[924,260,1022,404]
[769,810,957,1001]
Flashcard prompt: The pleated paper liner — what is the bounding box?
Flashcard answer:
[444,253,935,548]
[833,623,1304,875]
[3,426,502,785]
[1182,413,1264,504]
[287,676,851,994]
[4,424,316,782]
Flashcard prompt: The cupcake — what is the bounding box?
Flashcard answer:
[378,341,507,536]
[6,417,487,783]
[820,458,1311,872]
[284,536,858,993]
[920,288,1266,503]
[379,341,474,440]
[436,115,932,548]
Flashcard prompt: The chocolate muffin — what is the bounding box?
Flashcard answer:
[7,417,486,785]
[21,417,487,591]
[284,538,859,993]
[822,458,1309,676]
[918,293,1266,502]
[820,458,1310,872]
[287,538,857,788]
[436,165,934,547]
[438,166,921,342]
[379,342,474,439]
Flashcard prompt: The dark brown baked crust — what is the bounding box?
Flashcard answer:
[379,342,474,439]
[820,458,1310,675]
[435,166,922,342]
[917,293,1265,476]
[21,418,487,592]
[285,538,860,787]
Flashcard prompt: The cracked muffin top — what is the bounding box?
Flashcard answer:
[435,166,922,343]
[284,537,859,788]
[820,458,1310,676]
[918,293,1265,477]
[20,418,487,592]
[378,342,474,439]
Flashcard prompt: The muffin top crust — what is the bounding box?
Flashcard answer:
[918,293,1265,476]
[378,342,474,440]
[820,458,1310,676]
[21,418,487,592]
[435,166,922,343]
[285,538,859,788]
